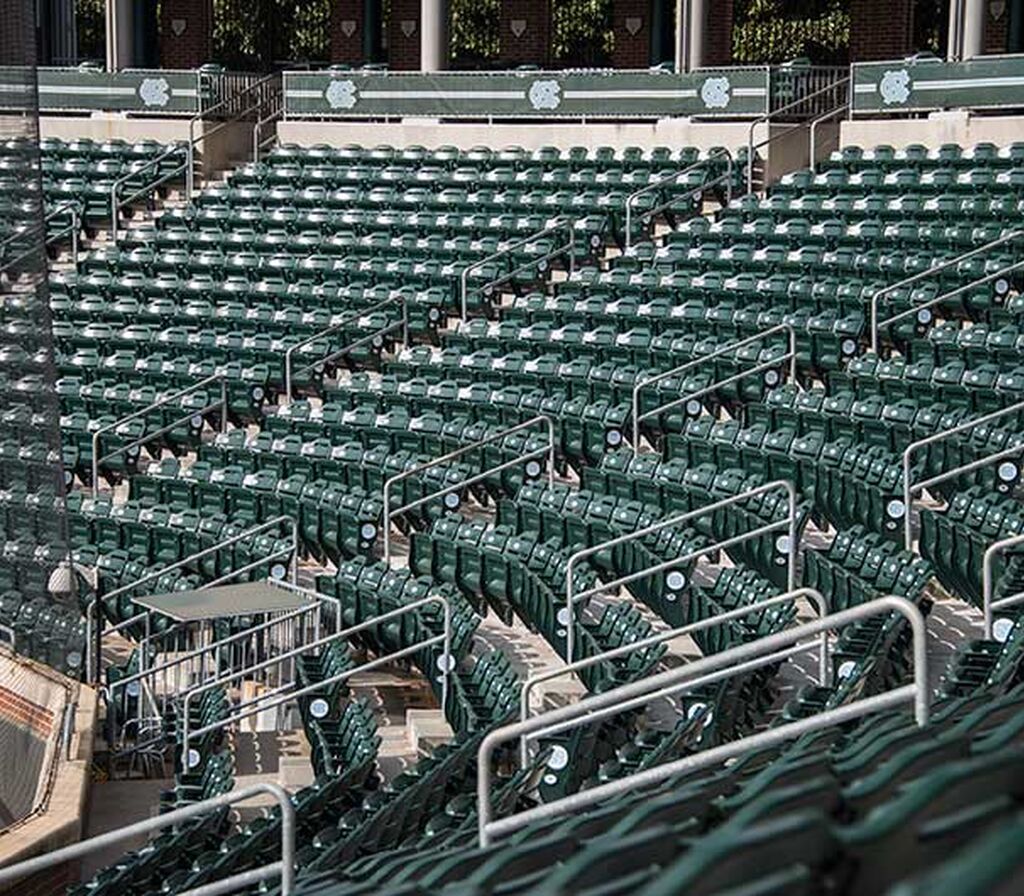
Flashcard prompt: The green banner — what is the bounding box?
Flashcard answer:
[283,68,770,119]
[852,55,1024,114]
[0,68,201,114]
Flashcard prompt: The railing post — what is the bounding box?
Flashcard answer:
[519,586,829,765]
[178,595,452,770]
[983,533,1024,640]
[281,294,407,405]
[181,622,449,771]
[872,254,1024,355]
[459,217,575,321]
[90,374,227,497]
[622,147,733,252]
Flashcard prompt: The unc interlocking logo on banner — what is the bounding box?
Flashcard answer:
[700,76,731,109]
[138,77,171,107]
[528,80,561,111]
[879,69,912,105]
[325,79,358,110]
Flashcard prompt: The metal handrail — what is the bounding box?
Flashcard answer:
[624,167,737,253]
[0,782,296,895]
[182,634,447,771]
[90,374,228,496]
[459,217,575,321]
[869,229,1024,353]
[269,578,342,632]
[809,102,849,166]
[186,72,282,199]
[983,533,1024,640]
[109,143,189,244]
[282,294,409,403]
[105,603,315,704]
[0,202,81,275]
[178,591,443,708]
[136,601,317,724]
[478,594,929,846]
[564,480,799,663]
[872,257,1024,354]
[252,93,284,162]
[624,148,733,251]
[86,515,299,684]
[103,607,155,639]
[179,593,451,770]
[381,416,556,561]
[901,399,1024,549]
[631,323,798,452]
[746,78,851,193]
[519,586,829,764]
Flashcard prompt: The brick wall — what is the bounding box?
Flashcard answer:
[160,0,213,69]
[611,0,650,68]
[849,0,914,61]
[704,0,734,66]
[388,0,421,70]
[986,0,1010,52]
[0,0,35,66]
[0,685,54,738]
[499,0,552,67]
[331,1,366,65]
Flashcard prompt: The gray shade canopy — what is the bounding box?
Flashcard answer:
[133,582,314,623]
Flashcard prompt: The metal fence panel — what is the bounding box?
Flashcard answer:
[0,67,203,113]
[852,54,1024,114]
[282,67,770,119]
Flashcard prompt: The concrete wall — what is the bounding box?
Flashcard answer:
[39,115,254,177]
[840,110,1024,150]
[276,117,762,154]
[0,657,95,895]
[39,114,194,144]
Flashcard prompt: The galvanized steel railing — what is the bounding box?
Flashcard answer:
[90,374,228,496]
[381,416,556,562]
[179,595,452,771]
[0,782,296,896]
[519,586,829,765]
[478,594,929,846]
[563,480,801,663]
[901,399,1024,550]
[459,217,576,321]
[630,323,798,452]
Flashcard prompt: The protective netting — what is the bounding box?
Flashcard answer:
[0,0,74,621]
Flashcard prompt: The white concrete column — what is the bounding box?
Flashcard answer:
[105,0,116,70]
[961,0,986,57]
[105,0,135,69]
[689,0,707,70]
[674,0,707,72]
[948,0,965,59]
[421,0,448,72]
[116,0,135,68]
[674,0,687,72]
